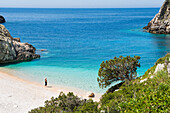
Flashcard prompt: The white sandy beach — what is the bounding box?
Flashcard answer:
[0,71,101,113]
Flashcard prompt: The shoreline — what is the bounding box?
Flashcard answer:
[0,69,102,113]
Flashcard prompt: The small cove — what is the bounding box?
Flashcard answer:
[1,8,170,93]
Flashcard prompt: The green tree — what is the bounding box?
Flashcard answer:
[97,56,140,88]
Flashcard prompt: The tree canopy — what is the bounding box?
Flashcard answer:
[97,56,140,88]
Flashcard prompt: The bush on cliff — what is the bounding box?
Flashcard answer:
[97,56,140,88]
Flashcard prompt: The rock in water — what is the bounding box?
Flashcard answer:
[143,0,170,34]
[0,15,5,23]
[0,24,40,64]
[40,49,48,52]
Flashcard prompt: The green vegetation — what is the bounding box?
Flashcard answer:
[97,56,140,88]
[29,54,170,113]
[29,92,98,113]
[99,70,170,113]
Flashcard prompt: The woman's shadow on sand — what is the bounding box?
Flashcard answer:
[46,86,52,88]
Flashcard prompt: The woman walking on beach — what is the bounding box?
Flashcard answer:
[45,78,47,86]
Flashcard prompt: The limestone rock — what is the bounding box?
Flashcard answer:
[140,78,148,83]
[154,64,165,74]
[0,24,13,39]
[0,24,40,64]
[13,38,21,42]
[167,63,170,75]
[88,93,95,98]
[144,0,170,34]
[0,15,5,23]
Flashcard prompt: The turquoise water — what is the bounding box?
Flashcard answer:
[0,8,170,93]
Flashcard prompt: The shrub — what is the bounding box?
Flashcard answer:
[97,56,140,88]
[29,92,98,113]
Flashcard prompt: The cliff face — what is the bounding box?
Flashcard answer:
[144,0,170,34]
[0,24,40,64]
[0,15,5,23]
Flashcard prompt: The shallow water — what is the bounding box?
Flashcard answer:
[1,8,170,93]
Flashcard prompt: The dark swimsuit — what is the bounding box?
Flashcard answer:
[45,81,47,86]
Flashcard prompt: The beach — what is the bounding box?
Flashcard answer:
[0,70,101,113]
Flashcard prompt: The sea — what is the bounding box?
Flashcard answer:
[0,8,170,93]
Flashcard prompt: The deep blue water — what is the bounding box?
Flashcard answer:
[0,8,170,93]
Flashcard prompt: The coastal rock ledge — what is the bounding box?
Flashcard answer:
[0,24,40,64]
[143,0,170,34]
[0,15,5,23]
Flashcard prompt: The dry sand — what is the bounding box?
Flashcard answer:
[0,71,101,113]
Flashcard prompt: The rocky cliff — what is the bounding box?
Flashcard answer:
[0,15,5,23]
[143,0,170,34]
[0,24,40,64]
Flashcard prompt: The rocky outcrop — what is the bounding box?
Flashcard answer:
[0,24,40,64]
[154,64,165,74]
[0,15,5,23]
[168,63,170,76]
[13,38,21,42]
[143,0,170,34]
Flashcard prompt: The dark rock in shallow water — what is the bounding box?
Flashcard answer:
[40,49,48,52]
[144,0,170,34]
[0,24,40,64]
[0,15,5,23]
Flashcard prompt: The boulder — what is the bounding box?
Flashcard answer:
[166,26,170,32]
[13,38,21,42]
[154,64,165,74]
[144,0,170,34]
[0,15,5,23]
[0,24,40,64]
[167,63,170,76]
[88,93,95,98]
